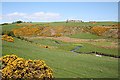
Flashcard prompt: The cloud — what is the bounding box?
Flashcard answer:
[25,12,61,20]
[2,12,27,20]
[3,12,61,21]
[7,12,27,17]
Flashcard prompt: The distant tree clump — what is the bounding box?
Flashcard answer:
[12,21,23,24]
[1,23,9,25]
[16,21,23,23]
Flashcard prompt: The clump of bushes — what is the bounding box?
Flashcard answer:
[1,55,53,80]
[54,33,62,37]
[1,23,9,25]
[12,26,41,36]
[2,35,14,42]
[2,30,15,37]
[91,26,110,36]
[12,21,23,24]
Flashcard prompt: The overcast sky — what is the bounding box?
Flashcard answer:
[1,2,118,23]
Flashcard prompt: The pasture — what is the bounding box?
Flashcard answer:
[1,21,119,78]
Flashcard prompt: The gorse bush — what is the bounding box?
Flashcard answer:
[91,26,110,36]
[12,26,41,36]
[2,35,14,42]
[1,55,53,80]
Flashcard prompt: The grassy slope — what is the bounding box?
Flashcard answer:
[2,22,117,39]
[2,24,23,31]
[2,22,117,31]
[29,38,118,56]
[29,38,76,51]
[2,22,118,78]
[68,33,102,39]
[75,43,118,56]
[2,37,118,78]
[33,22,117,27]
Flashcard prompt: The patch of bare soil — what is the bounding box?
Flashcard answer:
[26,36,107,43]
[91,42,118,49]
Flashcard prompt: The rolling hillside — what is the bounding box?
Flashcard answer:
[1,21,119,78]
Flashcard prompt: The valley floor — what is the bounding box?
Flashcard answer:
[26,36,118,49]
[2,36,119,78]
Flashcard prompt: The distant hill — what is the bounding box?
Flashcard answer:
[1,21,118,39]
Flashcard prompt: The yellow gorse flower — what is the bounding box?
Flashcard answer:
[2,35,14,42]
[1,55,53,79]
[91,26,110,36]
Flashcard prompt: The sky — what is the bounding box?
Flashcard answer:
[1,0,120,2]
[1,2,118,23]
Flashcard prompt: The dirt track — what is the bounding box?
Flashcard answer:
[26,36,107,43]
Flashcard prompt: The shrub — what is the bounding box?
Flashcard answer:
[1,23,9,25]
[2,30,15,37]
[2,30,8,35]
[15,21,23,24]
[1,55,53,80]
[7,31,15,37]
[91,26,110,36]
[54,33,62,37]
[12,26,41,36]
[2,35,14,42]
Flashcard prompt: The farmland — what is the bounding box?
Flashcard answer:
[1,21,119,78]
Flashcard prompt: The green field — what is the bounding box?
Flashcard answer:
[2,37,118,78]
[1,22,118,32]
[1,21,119,78]
[33,21,117,27]
[27,38,118,56]
[68,32,103,39]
